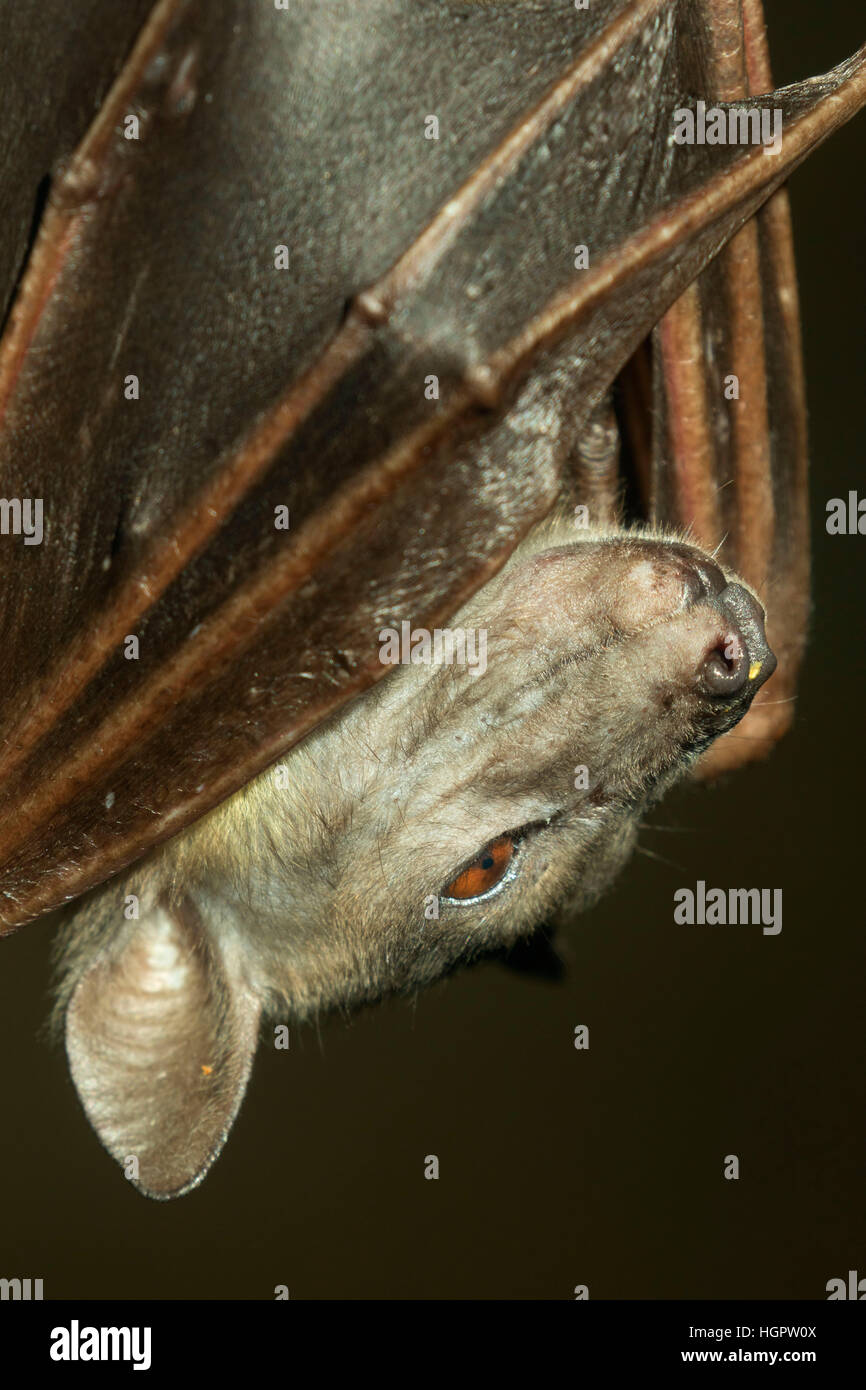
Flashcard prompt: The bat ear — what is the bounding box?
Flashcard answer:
[64,898,261,1200]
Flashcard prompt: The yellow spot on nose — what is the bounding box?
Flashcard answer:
[748,661,762,681]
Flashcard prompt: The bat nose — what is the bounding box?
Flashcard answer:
[679,553,728,602]
[699,583,776,697]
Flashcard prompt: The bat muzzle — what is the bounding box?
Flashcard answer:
[698,583,776,699]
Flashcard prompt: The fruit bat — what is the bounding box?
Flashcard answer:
[0,0,864,1198]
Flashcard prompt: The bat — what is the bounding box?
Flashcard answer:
[1,0,864,1198]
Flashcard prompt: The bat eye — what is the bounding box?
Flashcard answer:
[441,833,518,902]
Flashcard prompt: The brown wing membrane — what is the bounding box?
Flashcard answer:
[630,0,812,776]
[0,0,156,327]
[0,0,863,928]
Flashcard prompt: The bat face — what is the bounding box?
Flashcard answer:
[55,515,774,1198]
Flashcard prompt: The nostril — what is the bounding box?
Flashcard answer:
[700,630,749,695]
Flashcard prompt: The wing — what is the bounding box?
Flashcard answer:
[0,0,863,929]
[616,0,812,776]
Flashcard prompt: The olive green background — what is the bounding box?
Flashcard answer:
[1,1,863,1299]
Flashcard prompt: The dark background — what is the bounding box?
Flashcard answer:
[1,1,863,1299]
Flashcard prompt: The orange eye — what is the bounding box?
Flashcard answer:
[442,834,517,901]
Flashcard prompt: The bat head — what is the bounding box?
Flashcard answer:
[55,514,775,1197]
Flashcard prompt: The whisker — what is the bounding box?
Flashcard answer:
[635,843,686,873]
[719,733,777,742]
[637,823,696,833]
[710,529,730,556]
